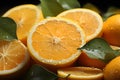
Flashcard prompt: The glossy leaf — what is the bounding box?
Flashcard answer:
[78,38,120,63]
[103,6,120,21]
[83,3,101,14]
[24,64,58,80]
[40,0,65,18]
[0,17,17,40]
[57,0,80,9]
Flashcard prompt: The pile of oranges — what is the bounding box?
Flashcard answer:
[0,3,120,80]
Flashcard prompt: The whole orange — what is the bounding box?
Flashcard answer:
[102,14,120,46]
[104,56,120,80]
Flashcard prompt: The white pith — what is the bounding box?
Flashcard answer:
[27,18,86,66]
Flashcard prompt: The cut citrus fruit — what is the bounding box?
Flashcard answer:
[110,45,120,50]
[0,40,30,79]
[3,4,44,45]
[27,17,86,70]
[57,67,103,80]
[57,8,103,42]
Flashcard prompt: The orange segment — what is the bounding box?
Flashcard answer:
[0,40,30,76]
[27,18,86,70]
[57,8,103,42]
[3,4,44,45]
[57,67,103,80]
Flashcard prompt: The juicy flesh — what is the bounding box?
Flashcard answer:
[6,8,37,40]
[0,40,25,70]
[59,11,99,37]
[32,20,83,60]
[59,67,102,76]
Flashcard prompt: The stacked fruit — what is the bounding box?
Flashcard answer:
[0,0,120,80]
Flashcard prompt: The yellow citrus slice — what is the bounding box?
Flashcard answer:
[57,67,103,80]
[110,45,120,50]
[0,40,30,78]
[57,8,103,42]
[27,17,86,70]
[3,4,44,45]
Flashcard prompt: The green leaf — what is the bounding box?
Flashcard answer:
[24,64,58,80]
[0,17,17,40]
[103,6,120,21]
[78,38,120,63]
[40,0,65,18]
[83,3,101,14]
[57,0,81,10]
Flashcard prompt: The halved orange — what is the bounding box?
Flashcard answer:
[27,17,86,70]
[57,67,103,80]
[0,40,30,79]
[57,8,103,42]
[3,4,44,45]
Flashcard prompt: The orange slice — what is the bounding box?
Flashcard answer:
[0,40,30,79]
[27,17,86,70]
[3,4,44,45]
[57,8,103,42]
[110,45,120,50]
[57,67,103,80]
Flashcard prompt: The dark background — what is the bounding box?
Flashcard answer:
[0,0,120,15]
